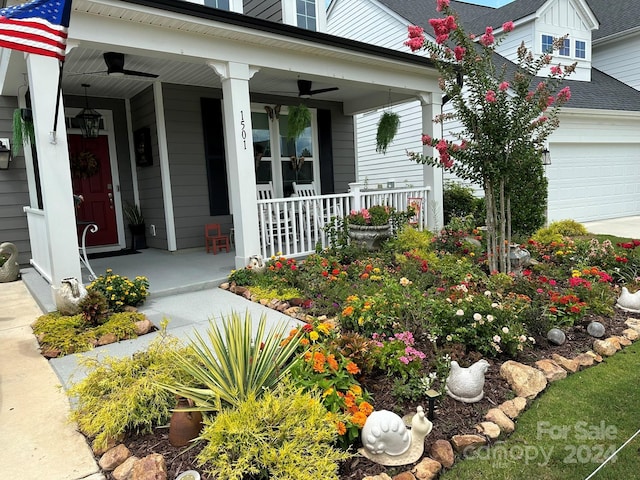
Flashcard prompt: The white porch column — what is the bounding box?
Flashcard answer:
[208,61,260,269]
[419,93,443,231]
[26,54,81,286]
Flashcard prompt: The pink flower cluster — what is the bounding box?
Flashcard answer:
[550,65,563,76]
[485,90,497,103]
[436,0,450,12]
[429,15,457,44]
[454,45,466,61]
[480,26,494,46]
[405,25,425,52]
[502,21,515,32]
[436,139,453,168]
[557,86,571,102]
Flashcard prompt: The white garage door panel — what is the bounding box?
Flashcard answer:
[547,143,640,222]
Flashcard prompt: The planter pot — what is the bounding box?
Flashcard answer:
[128,223,147,250]
[348,224,391,250]
[0,242,20,283]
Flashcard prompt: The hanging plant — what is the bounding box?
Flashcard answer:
[376,111,400,154]
[287,104,311,141]
[12,108,35,156]
[71,151,100,179]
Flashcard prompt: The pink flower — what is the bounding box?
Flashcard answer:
[546,96,554,106]
[548,279,557,286]
[440,152,453,168]
[536,81,546,92]
[454,45,466,61]
[498,81,509,91]
[485,90,497,102]
[421,134,432,145]
[407,25,424,38]
[429,16,457,44]
[435,139,448,153]
[557,86,571,102]
[480,26,494,46]
[502,21,514,32]
[550,65,563,76]
[526,91,535,101]
[436,34,449,44]
[405,37,425,51]
[436,0,450,12]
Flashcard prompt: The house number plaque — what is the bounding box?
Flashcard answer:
[240,110,247,149]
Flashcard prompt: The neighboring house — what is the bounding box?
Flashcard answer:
[327,0,640,223]
[0,0,444,288]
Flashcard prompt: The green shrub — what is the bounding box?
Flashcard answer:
[392,226,434,257]
[443,181,484,226]
[228,267,256,286]
[67,330,197,451]
[87,269,149,312]
[507,155,548,236]
[78,289,109,326]
[196,381,351,480]
[532,219,588,244]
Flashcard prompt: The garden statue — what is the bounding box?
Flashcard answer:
[247,254,266,274]
[616,287,640,313]
[53,277,87,315]
[359,406,432,466]
[445,359,490,403]
[0,242,19,283]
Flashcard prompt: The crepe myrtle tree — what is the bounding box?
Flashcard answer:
[406,0,575,273]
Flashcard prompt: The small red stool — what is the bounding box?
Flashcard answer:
[205,223,230,254]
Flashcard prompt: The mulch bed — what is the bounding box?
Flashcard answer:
[99,309,632,480]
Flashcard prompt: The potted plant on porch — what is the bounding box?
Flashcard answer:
[346,205,393,250]
[124,203,147,250]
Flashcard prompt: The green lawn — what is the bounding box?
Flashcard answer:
[441,341,640,480]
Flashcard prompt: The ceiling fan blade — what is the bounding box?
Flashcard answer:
[309,87,339,95]
[122,69,159,78]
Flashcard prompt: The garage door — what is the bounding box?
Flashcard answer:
[546,143,640,222]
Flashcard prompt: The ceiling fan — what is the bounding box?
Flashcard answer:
[77,52,159,78]
[297,79,339,98]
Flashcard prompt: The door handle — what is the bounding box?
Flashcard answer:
[108,192,114,208]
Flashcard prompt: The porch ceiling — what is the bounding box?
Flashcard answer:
[1,0,439,113]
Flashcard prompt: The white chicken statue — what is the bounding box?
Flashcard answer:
[445,359,490,403]
[616,286,640,313]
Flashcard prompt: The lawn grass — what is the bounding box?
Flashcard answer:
[441,341,640,480]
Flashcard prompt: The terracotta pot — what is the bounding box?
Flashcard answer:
[168,398,203,447]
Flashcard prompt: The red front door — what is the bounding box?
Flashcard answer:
[69,135,118,247]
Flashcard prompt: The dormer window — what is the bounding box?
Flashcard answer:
[559,38,570,56]
[575,40,586,59]
[297,0,317,31]
[542,34,554,53]
[542,35,571,57]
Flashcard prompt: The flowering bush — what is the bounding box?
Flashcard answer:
[347,205,392,226]
[371,331,427,382]
[87,269,149,312]
[406,0,575,273]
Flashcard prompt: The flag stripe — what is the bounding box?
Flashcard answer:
[0,17,67,38]
[0,32,65,56]
[0,21,68,47]
[0,37,63,59]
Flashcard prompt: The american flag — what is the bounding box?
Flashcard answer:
[0,0,72,61]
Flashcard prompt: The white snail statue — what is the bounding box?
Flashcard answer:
[359,406,432,466]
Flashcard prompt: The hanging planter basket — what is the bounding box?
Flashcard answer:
[71,151,100,179]
[376,111,400,154]
[287,104,311,141]
[12,108,35,156]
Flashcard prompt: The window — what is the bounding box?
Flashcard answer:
[542,34,554,53]
[252,106,317,197]
[204,0,229,9]
[297,0,317,31]
[559,38,570,56]
[575,40,586,59]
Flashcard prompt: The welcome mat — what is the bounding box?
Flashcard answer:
[87,249,140,260]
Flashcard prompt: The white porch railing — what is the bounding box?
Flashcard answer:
[256,185,431,258]
[23,207,52,283]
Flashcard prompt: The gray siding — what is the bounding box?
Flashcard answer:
[162,84,232,250]
[0,96,31,265]
[243,0,282,22]
[130,86,165,249]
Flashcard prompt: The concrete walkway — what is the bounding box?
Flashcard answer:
[582,216,640,239]
[0,281,103,480]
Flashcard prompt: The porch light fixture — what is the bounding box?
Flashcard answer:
[76,84,102,139]
[542,147,551,166]
[0,138,12,169]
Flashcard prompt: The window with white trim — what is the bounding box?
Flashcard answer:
[575,40,586,59]
[559,38,570,56]
[252,106,318,197]
[542,34,554,53]
[297,0,317,31]
[204,0,229,9]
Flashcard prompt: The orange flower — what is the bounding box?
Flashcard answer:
[300,338,310,346]
[360,272,369,280]
[344,391,356,408]
[351,411,367,428]
[327,354,339,371]
[359,401,374,416]
[312,351,326,373]
[336,421,347,436]
[346,362,360,375]
[342,306,354,316]
[303,351,312,361]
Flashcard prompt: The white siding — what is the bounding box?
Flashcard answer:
[495,23,535,63]
[355,100,425,187]
[593,35,640,91]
